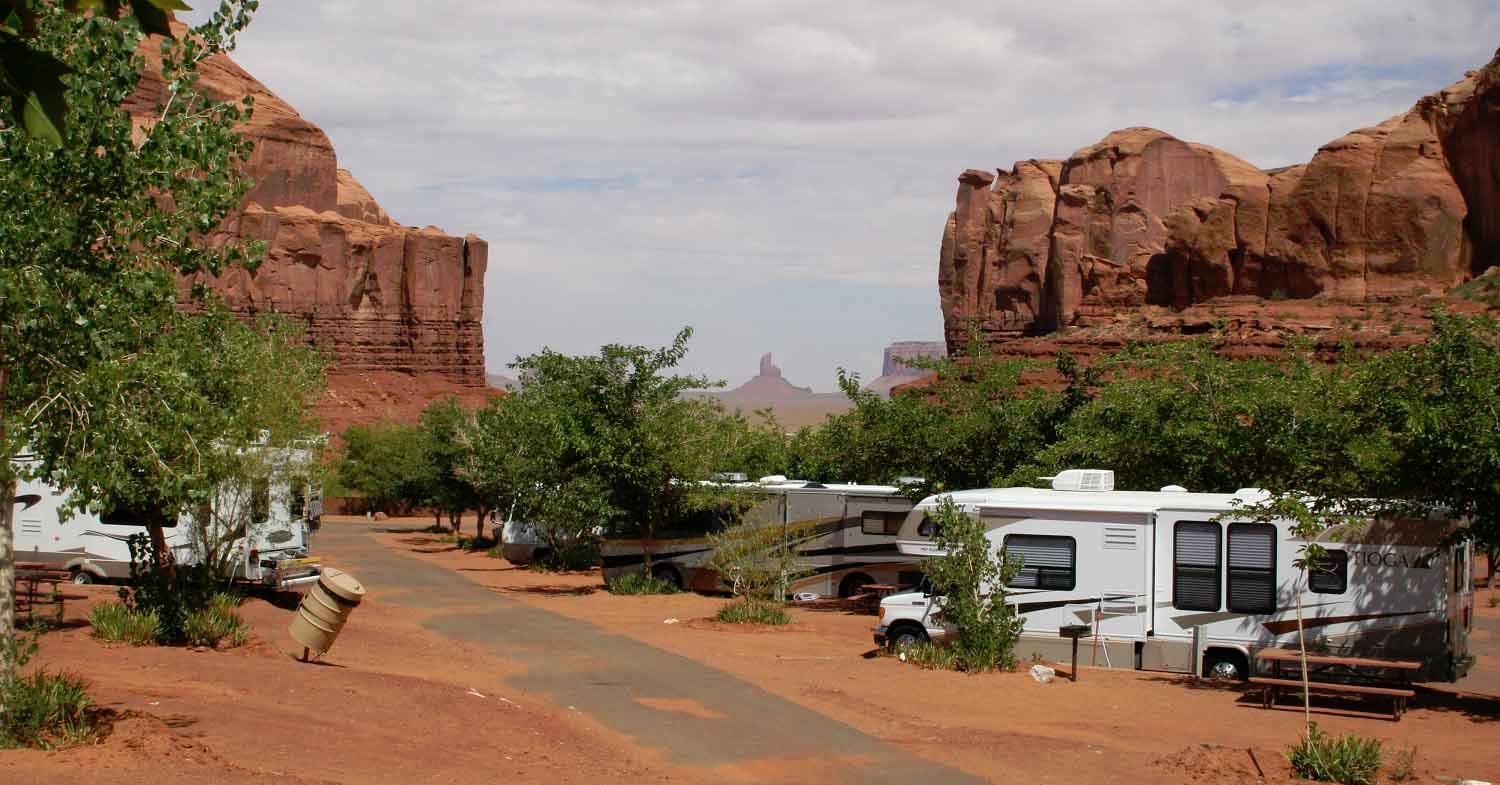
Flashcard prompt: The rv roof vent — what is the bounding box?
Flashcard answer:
[1047,469,1115,492]
[1160,484,1188,493]
[714,472,749,483]
[758,474,788,484]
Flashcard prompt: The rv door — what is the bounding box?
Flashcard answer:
[1449,539,1475,679]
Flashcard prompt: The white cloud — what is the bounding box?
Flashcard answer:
[184,1,1499,389]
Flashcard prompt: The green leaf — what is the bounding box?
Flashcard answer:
[19,84,63,144]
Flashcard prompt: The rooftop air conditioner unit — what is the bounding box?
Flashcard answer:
[1045,469,1115,492]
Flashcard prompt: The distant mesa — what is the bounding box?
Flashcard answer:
[864,341,944,398]
[719,353,817,402]
[486,373,519,391]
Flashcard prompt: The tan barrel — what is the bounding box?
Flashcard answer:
[289,567,366,656]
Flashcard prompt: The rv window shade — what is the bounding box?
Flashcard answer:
[861,511,904,536]
[1004,535,1076,591]
[1173,522,1221,612]
[1227,523,1275,614]
[1309,549,1348,594]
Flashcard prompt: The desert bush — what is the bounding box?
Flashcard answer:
[1286,723,1383,785]
[1386,746,1416,783]
[532,542,600,571]
[605,573,679,595]
[892,640,959,670]
[1488,594,1498,608]
[917,497,1024,673]
[714,600,790,625]
[182,592,250,648]
[88,602,161,646]
[0,670,101,749]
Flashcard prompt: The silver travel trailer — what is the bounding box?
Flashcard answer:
[12,447,323,591]
[601,477,918,596]
[876,470,1475,681]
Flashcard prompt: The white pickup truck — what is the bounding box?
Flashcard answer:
[873,590,951,650]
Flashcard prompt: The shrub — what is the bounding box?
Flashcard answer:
[1387,746,1416,783]
[0,670,102,749]
[532,542,600,571]
[88,602,161,646]
[1286,723,1383,785]
[182,593,251,648]
[605,573,679,595]
[715,600,790,625]
[917,498,1025,673]
[895,641,959,670]
[1488,593,1498,608]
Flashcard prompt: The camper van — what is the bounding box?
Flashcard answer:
[12,448,323,591]
[875,470,1475,682]
[601,477,918,597]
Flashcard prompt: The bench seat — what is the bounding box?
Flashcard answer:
[1248,676,1414,720]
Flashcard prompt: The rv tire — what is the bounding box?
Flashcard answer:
[885,622,927,651]
[69,568,95,585]
[1202,650,1248,681]
[651,565,683,591]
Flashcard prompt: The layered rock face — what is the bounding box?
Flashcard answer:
[131,37,487,383]
[939,50,1500,353]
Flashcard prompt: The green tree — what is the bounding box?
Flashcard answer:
[919,497,1024,672]
[336,423,437,515]
[0,2,259,702]
[418,398,487,537]
[0,0,201,143]
[482,328,727,573]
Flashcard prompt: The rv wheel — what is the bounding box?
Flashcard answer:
[1202,650,1248,681]
[885,623,928,651]
[651,565,683,591]
[70,569,94,585]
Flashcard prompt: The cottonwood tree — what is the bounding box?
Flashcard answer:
[486,329,727,575]
[0,1,259,707]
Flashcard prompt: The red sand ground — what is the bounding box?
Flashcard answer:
[373,520,1500,785]
[1,583,687,785]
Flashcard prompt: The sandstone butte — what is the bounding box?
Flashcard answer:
[938,49,1500,363]
[124,31,492,431]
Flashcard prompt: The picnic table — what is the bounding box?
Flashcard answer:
[13,561,82,627]
[1250,647,1420,720]
[848,583,912,613]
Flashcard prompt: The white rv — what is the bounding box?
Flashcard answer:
[12,449,323,591]
[602,477,918,597]
[875,470,1475,682]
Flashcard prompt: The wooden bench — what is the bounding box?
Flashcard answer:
[1252,648,1421,721]
[1249,676,1416,720]
[13,562,85,627]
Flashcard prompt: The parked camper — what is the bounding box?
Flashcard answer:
[12,465,194,584]
[12,447,323,591]
[875,470,1474,682]
[601,477,918,596]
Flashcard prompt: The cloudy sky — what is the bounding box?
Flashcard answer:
[188,2,1497,390]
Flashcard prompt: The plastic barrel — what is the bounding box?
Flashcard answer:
[289,567,366,656]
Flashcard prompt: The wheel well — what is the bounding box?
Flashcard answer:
[887,620,927,638]
[64,559,106,578]
[650,563,682,586]
[1202,647,1250,678]
[838,572,874,597]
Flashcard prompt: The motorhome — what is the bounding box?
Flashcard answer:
[875,470,1475,682]
[601,476,918,597]
[12,448,323,591]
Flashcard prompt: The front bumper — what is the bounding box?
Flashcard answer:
[272,558,322,591]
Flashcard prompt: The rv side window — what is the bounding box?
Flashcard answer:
[1004,535,1075,591]
[251,477,271,523]
[100,503,176,529]
[1308,549,1348,594]
[1173,522,1221,611]
[861,511,905,536]
[1226,523,1275,614]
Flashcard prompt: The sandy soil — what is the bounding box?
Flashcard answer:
[1,582,687,785]
[374,522,1500,785]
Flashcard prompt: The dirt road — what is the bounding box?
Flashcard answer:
[322,520,985,785]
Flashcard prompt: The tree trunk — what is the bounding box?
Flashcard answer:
[0,475,16,728]
[476,507,488,541]
[147,519,176,580]
[1296,571,1311,734]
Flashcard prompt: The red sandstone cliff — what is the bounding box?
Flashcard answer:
[127,35,487,388]
[939,50,1500,356]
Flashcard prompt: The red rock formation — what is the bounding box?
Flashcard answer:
[939,50,1500,354]
[130,33,487,386]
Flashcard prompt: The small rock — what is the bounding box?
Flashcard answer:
[373,511,388,521]
[662,618,679,625]
[1029,664,1056,683]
